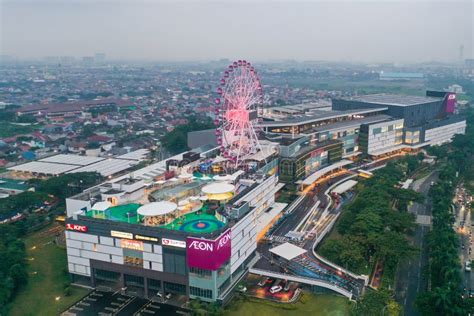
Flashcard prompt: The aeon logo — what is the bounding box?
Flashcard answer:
[217,232,231,250]
[189,240,213,251]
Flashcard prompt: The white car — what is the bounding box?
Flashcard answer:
[270,285,283,294]
[465,261,471,272]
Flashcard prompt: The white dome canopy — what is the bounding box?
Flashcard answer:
[213,174,232,181]
[137,201,177,217]
[201,182,235,195]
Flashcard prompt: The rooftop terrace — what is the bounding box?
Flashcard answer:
[85,203,226,234]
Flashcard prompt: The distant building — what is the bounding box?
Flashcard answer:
[379,72,424,81]
[94,53,106,62]
[16,99,133,119]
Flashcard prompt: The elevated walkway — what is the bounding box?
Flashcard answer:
[249,267,355,300]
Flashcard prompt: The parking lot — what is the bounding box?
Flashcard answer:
[244,274,300,303]
[62,290,190,316]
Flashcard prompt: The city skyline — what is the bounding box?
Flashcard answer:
[1,0,473,63]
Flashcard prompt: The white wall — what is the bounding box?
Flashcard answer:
[425,120,466,146]
[367,119,404,155]
[66,198,91,217]
[65,230,164,277]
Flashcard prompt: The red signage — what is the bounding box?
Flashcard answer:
[187,229,231,270]
[66,223,88,232]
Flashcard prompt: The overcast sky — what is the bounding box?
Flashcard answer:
[1,0,473,63]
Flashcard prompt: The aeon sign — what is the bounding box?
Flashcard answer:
[187,229,231,270]
[446,92,456,114]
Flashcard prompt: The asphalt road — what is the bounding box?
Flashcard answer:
[395,171,438,316]
[454,186,474,296]
[254,172,365,297]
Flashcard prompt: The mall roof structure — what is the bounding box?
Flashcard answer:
[332,179,358,195]
[259,108,388,127]
[301,159,353,186]
[9,161,79,175]
[39,154,105,166]
[116,149,150,161]
[67,159,138,177]
[340,94,442,107]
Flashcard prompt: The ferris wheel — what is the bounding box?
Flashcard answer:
[214,60,263,167]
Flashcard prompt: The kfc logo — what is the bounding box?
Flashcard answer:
[66,223,88,232]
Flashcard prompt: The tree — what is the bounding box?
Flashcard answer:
[161,117,214,154]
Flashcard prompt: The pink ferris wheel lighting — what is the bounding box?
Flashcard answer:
[214,60,263,167]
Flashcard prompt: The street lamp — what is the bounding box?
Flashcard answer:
[55,296,61,315]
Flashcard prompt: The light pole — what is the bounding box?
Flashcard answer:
[55,296,61,315]
[381,304,388,316]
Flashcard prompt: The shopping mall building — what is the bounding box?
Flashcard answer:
[261,90,466,160]
[65,147,284,303]
[64,90,466,303]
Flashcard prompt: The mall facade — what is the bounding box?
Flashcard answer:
[65,148,282,303]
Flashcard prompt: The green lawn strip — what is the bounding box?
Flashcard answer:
[224,293,350,316]
[8,225,90,316]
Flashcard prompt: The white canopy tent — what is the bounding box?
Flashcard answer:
[269,242,307,261]
[201,182,235,195]
[137,201,177,217]
[332,180,358,195]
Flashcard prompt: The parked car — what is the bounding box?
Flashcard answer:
[284,281,291,292]
[258,277,271,287]
[165,292,172,299]
[270,285,283,294]
[270,279,283,294]
[465,261,471,272]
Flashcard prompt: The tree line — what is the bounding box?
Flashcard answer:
[319,155,425,315]
[415,108,474,315]
[0,172,103,313]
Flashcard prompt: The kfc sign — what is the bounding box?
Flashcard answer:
[187,229,231,270]
[66,223,88,232]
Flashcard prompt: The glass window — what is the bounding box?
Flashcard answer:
[164,281,186,294]
[190,286,213,299]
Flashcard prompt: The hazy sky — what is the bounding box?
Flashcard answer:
[1,0,473,63]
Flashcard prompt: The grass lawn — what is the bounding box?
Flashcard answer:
[224,293,350,316]
[8,224,90,316]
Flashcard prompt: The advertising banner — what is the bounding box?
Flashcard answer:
[445,93,456,113]
[162,238,186,248]
[187,229,231,270]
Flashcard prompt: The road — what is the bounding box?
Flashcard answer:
[395,171,438,316]
[254,172,365,297]
[454,183,474,297]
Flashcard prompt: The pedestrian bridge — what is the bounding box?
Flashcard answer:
[249,267,359,300]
